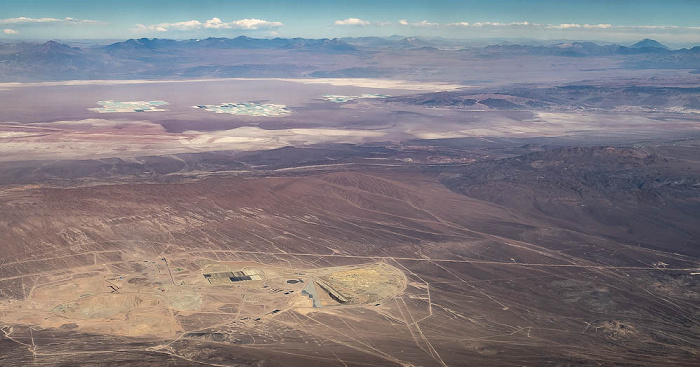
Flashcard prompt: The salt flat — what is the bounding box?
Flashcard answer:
[0,77,465,92]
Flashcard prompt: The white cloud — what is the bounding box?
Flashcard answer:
[133,17,283,32]
[469,21,532,27]
[397,20,441,27]
[133,20,203,32]
[406,20,533,28]
[0,17,102,25]
[334,18,371,26]
[395,20,699,34]
[166,20,203,31]
[471,22,504,27]
[410,20,439,27]
[204,18,283,29]
[133,24,171,32]
[3,28,19,34]
[204,17,226,28]
[545,23,699,32]
[616,25,700,30]
[548,23,582,29]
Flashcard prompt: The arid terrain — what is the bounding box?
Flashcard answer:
[0,35,699,366]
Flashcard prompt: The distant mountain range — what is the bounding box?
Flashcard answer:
[0,36,697,82]
[477,39,697,57]
[104,36,358,53]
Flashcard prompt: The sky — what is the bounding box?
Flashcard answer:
[1,0,699,45]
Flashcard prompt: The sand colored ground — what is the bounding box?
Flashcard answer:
[316,263,406,305]
[2,110,696,162]
[0,258,405,339]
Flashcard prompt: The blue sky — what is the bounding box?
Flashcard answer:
[1,0,699,44]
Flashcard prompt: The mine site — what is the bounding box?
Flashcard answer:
[1,1,699,366]
[3,255,406,338]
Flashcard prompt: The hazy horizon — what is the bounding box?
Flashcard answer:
[1,0,699,45]
[3,35,697,51]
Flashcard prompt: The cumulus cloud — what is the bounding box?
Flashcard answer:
[402,20,532,28]
[395,20,698,34]
[547,23,697,31]
[133,17,283,32]
[548,23,581,29]
[0,17,102,25]
[470,21,532,27]
[204,17,283,29]
[133,24,175,32]
[409,20,439,27]
[333,18,394,26]
[331,18,623,30]
[133,20,202,32]
[3,28,19,34]
[470,22,505,27]
[617,25,700,31]
[585,24,612,29]
[334,18,371,26]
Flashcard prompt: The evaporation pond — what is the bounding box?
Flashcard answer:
[194,102,291,116]
[89,100,169,113]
